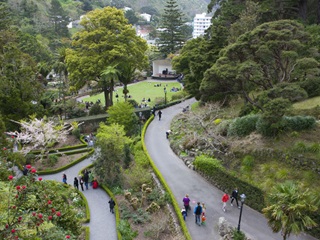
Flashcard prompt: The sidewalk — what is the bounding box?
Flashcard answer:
[40,154,117,240]
[144,98,317,240]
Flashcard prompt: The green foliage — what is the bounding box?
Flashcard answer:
[131,208,151,224]
[241,155,255,173]
[232,229,246,240]
[227,115,260,137]
[194,154,265,211]
[48,154,59,167]
[170,91,187,101]
[117,220,138,240]
[89,103,105,116]
[262,83,308,103]
[300,78,320,97]
[95,123,133,186]
[107,102,139,136]
[123,164,152,191]
[282,116,316,131]
[263,181,318,240]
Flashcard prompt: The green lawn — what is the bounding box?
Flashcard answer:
[293,96,320,109]
[82,80,183,107]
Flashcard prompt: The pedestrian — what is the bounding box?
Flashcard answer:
[181,208,187,221]
[166,130,171,139]
[83,170,89,190]
[79,176,84,191]
[108,198,116,214]
[62,173,67,184]
[74,177,79,190]
[92,178,99,189]
[22,165,28,176]
[231,188,240,208]
[158,110,162,120]
[152,106,156,116]
[222,193,230,212]
[182,194,191,216]
[201,202,206,225]
[194,202,202,226]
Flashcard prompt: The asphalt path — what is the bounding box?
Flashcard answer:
[144,98,317,240]
[40,153,117,240]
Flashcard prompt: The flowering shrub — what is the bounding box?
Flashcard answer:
[0,165,83,239]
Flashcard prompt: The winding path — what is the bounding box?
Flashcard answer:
[40,153,117,240]
[144,98,317,240]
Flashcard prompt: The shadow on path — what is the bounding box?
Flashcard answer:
[144,98,317,240]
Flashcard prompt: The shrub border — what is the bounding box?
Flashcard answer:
[142,115,192,240]
[38,149,94,175]
[77,190,91,223]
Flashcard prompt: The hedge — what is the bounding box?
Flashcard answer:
[194,155,265,212]
[142,114,192,240]
[77,190,90,223]
[38,149,94,175]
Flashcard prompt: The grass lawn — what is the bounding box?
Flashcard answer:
[293,96,320,109]
[82,80,183,107]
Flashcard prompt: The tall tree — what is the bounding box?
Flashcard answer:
[48,0,70,38]
[65,7,148,109]
[157,0,186,56]
[263,181,318,240]
[100,65,119,108]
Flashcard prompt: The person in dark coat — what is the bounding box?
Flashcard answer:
[230,188,240,208]
[83,170,89,190]
[158,110,162,120]
[74,177,79,190]
[62,173,67,184]
[108,199,116,214]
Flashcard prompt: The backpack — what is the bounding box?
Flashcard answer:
[195,206,202,215]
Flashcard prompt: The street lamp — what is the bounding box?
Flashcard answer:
[237,193,246,232]
[164,88,167,105]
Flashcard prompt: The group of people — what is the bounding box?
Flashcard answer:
[62,170,99,191]
[181,188,240,226]
[182,194,206,226]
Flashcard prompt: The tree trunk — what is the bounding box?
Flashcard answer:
[103,87,109,110]
[110,79,114,106]
[298,0,307,22]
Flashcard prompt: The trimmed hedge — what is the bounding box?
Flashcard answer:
[142,115,192,240]
[194,155,265,212]
[38,149,94,175]
[77,190,90,223]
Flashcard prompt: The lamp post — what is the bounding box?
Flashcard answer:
[164,88,167,105]
[138,112,142,135]
[237,193,246,232]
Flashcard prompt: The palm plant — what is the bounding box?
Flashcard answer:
[100,65,120,109]
[263,181,318,240]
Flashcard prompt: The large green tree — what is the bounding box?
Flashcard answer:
[263,181,318,240]
[95,123,132,185]
[200,20,319,106]
[157,0,186,56]
[65,7,148,109]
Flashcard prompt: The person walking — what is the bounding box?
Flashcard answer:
[83,170,89,190]
[194,202,203,226]
[231,188,240,208]
[73,177,79,190]
[62,173,67,184]
[166,130,171,139]
[182,194,191,216]
[79,176,84,191]
[181,208,187,221]
[158,110,162,120]
[108,198,116,214]
[222,193,230,212]
[201,202,206,225]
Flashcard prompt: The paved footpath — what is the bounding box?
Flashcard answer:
[145,98,317,240]
[40,153,117,240]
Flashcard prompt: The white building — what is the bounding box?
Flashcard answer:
[140,13,151,22]
[192,13,212,38]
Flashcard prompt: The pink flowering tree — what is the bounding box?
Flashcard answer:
[0,165,83,239]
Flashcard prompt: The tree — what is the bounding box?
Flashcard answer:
[100,65,119,108]
[263,181,318,240]
[117,63,136,101]
[65,7,148,109]
[95,123,132,185]
[157,0,186,56]
[48,0,70,38]
[125,9,139,25]
[107,102,139,136]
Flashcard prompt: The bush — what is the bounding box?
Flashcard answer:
[215,120,232,136]
[117,220,138,240]
[227,115,260,137]
[282,116,316,131]
[300,78,320,97]
[89,103,105,115]
[48,154,59,166]
[170,91,187,101]
[194,154,265,211]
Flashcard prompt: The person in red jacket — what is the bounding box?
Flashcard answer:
[222,193,230,212]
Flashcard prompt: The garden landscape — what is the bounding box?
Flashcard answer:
[0,0,320,240]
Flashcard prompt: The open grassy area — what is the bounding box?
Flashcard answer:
[82,80,183,107]
[293,96,320,109]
